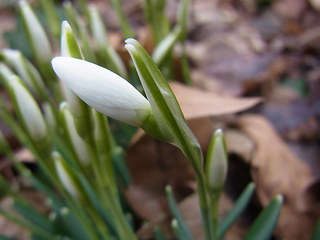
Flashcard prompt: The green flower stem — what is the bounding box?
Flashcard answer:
[84,135,136,240]
[109,0,135,39]
[92,111,118,198]
[88,208,114,239]
[210,192,221,240]
[195,173,215,240]
[101,187,137,240]
[181,44,192,85]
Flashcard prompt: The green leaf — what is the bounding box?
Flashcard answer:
[12,199,53,232]
[311,218,320,240]
[244,195,283,240]
[166,186,194,240]
[153,225,166,240]
[50,207,92,240]
[218,182,256,238]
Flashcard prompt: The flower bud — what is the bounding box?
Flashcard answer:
[52,151,81,200]
[19,0,52,66]
[2,49,47,99]
[206,129,228,191]
[9,76,50,152]
[52,57,152,127]
[60,20,83,59]
[0,62,15,88]
[59,102,90,166]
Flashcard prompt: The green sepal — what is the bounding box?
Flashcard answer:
[125,38,202,171]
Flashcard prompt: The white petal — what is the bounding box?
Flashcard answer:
[52,57,151,126]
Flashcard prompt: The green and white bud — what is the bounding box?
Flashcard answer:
[206,129,228,192]
[0,62,15,88]
[52,57,152,127]
[9,76,50,152]
[2,49,47,99]
[52,151,81,200]
[42,102,57,131]
[59,102,90,166]
[19,0,52,66]
[61,20,83,59]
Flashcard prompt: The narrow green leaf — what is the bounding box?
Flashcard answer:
[51,207,92,240]
[12,199,53,232]
[166,186,194,240]
[0,207,54,240]
[152,26,181,66]
[244,195,283,240]
[218,182,256,238]
[0,235,18,240]
[153,225,166,240]
[171,219,185,240]
[311,218,320,240]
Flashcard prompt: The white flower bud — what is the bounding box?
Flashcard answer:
[53,151,80,200]
[59,102,90,166]
[9,76,48,142]
[19,0,52,64]
[206,129,228,191]
[52,57,152,127]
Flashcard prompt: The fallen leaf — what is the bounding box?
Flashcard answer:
[237,114,316,240]
[170,82,261,119]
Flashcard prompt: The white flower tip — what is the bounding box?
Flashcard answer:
[215,129,223,136]
[61,20,72,35]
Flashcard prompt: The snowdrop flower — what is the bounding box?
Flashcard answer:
[206,129,228,191]
[52,57,152,127]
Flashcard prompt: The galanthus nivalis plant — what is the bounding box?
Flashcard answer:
[0,0,290,240]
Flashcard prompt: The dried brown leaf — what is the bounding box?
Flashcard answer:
[237,114,316,240]
[170,82,261,119]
